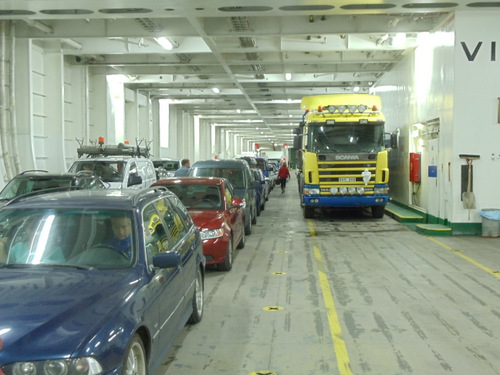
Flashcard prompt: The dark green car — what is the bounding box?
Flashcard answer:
[0,170,107,207]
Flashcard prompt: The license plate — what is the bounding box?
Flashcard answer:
[339,177,355,182]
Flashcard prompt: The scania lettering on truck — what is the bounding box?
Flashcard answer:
[295,94,392,219]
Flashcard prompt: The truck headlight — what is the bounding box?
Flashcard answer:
[374,187,389,194]
[3,358,103,375]
[304,188,320,195]
[348,187,356,195]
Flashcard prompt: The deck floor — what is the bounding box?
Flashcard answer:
[154,177,500,375]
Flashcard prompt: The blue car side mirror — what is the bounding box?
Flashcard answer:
[153,252,181,268]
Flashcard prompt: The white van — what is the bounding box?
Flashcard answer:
[68,157,157,189]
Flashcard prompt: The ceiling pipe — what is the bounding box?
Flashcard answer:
[62,39,83,50]
[8,21,21,174]
[24,19,53,34]
[0,21,15,180]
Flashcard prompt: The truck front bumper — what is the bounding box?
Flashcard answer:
[303,195,388,208]
[302,184,389,208]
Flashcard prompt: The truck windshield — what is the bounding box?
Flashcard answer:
[308,123,385,153]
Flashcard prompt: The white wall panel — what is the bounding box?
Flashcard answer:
[376,17,455,222]
[453,11,500,223]
[379,12,500,228]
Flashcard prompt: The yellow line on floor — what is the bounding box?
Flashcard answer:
[428,237,500,279]
[308,221,354,375]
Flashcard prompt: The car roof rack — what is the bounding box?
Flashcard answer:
[19,170,49,175]
[75,138,151,158]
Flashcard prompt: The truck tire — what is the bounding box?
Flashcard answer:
[371,205,386,218]
[304,206,315,219]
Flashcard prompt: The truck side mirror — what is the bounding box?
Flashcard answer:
[293,133,302,150]
[384,132,398,149]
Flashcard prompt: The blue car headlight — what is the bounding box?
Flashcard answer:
[200,228,224,240]
[2,358,103,375]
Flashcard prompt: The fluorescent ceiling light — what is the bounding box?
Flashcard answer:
[285,73,292,80]
[392,33,406,48]
[155,37,174,50]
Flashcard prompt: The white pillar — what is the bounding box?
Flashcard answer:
[14,38,35,170]
[43,42,65,171]
[89,73,111,143]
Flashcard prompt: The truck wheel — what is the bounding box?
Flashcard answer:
[304,206,315,219]
[371,205,385,218]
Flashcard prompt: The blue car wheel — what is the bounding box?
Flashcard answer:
[123,334,147,375]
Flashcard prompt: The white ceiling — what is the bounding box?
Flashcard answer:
[1,0,497,150]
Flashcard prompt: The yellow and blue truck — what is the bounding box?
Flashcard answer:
[295,94,392,219]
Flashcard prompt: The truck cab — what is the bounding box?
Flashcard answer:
[296,94,392,219]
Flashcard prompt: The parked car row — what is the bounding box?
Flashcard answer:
[150,157,278,273]
[0,145,199,375]
[0,149,278,375]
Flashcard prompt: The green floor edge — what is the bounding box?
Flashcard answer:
[385,201,456,236]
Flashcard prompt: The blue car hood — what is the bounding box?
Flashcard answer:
[0,267,142,361]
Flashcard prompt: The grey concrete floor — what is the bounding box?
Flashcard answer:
[155,176,500,375]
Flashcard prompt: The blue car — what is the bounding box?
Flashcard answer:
[0,188,205,375]
[252,168,269,214]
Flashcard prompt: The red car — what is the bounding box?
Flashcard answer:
[152,177,245,271]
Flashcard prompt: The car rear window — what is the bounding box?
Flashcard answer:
[166,184,223,209]
[154,161,179,171]
[0,178,73,200]
[191,168,244,188]
[70,161,125,183]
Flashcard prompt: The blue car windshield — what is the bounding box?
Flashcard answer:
[0,209,135,269]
